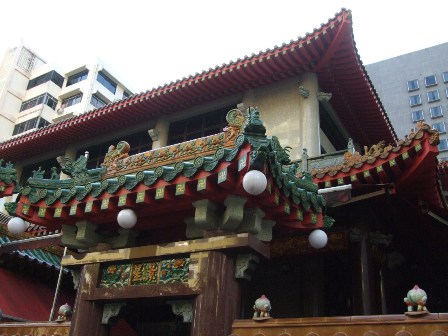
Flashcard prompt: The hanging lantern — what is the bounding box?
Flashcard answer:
[243,170,267,195]
[7,217,27,235]
[309,229,328,249]
[117,209,137,229]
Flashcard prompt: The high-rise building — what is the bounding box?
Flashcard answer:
[365,42,448,160]
[0,43,133,142]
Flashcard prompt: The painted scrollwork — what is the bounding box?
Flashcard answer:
[224,108,245,143]
[101,109,247,177]
[101,141,130,174]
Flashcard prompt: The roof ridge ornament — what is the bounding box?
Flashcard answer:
[0,159,18,191]
[243,107,266,137]
[57,152,104,185]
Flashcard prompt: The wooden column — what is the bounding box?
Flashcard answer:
[190,251,241,336]
[69,264,107,336]
[349,206,379,315]
[302,255,326,317]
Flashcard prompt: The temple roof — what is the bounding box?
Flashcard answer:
[7,109,330,234]
[0,8,396,163]
[0,235,61,269]
[309,122,447,217]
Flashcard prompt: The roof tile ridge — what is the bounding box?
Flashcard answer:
[344,6,397,143]
[136,10,350,103]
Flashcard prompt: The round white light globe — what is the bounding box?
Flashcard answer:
[309,229,328,249]
[117,209,137,229]
[7,217,27,235]
[242,170,267,195]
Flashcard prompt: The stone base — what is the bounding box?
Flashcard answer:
[253,316,273,322]
[405,310,430,317]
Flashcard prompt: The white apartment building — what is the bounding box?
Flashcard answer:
[365,42,448,160]
[0,44,133,141]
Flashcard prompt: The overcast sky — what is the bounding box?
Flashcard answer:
[1,0,447,93]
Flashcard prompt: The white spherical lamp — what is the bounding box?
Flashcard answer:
[309,229,328,249]
[7,217,27,235]
[117,209,137,229]
[243,170,267,195]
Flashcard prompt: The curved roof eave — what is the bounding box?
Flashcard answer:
[0,8,396,162]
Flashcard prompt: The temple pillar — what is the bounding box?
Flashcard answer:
[299,72,320,157]
[191,251,241,336]
[349,209,381,315]
[302,255,326,317]
[69,263,107,336]
[150,116,169,149]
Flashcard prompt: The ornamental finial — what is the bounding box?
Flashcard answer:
[244,107,266,136]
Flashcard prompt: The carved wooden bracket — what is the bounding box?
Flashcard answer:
[168,300,193,323]
[221,195,247,231]
[70,269,81,290]
[101,303,126,325]
[186,202,274,241]
[235,253,260,281]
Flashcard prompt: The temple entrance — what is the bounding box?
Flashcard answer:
[109,298,191,336]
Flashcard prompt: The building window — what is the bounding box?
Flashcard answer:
[66,69,89,86]
[427,90,440,103]
[432,121,446,134]
[13,117,50,136]
[77,130,152,169]
[123,91,130,100]
[90,94,107,109]
[27,70,64,89]
[409,94,422,107]
[61,93,83,108]
[17,47,37,73]
[407,79,419,91]
[411,110,424,122]
[438,138,448,151]
[20,93,58,111]
[443,72,448,83]
[97,71,116,94]
[168,105,235,145]
[430,105,443,118]
[424,75,437,87]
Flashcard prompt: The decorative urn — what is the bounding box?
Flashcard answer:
[404,285,428,315]
[253,294,272,320]
[56,303,73,321]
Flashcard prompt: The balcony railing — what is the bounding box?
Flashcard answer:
[294,138,355,173]
[0,321,70,336]
[230,314,448,336]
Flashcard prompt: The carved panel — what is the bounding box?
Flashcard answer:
[102,109,246,178]
[100,258,190,288]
